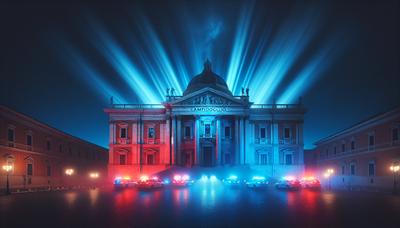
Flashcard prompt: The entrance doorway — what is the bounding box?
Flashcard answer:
[202,146,213,167]
[147,154,154,165]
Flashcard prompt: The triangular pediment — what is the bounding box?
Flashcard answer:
[169,87,247,106]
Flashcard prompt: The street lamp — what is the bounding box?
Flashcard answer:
[65,168,74,176]
[324,168,335,190]
[89,172,99,189]
[390,164,400,194]
[2,164,13,195]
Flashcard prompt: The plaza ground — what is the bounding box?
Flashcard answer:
[1,182,400,228]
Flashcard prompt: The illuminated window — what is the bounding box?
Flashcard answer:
[7,128,14,142]
[284,127,290,139]
[27,163,33,176]
[120,154,126,165]
[225,126,231,138]
[185,126,191,138]
[148,127,155,138]
[260,127,266,138]
[285,154,292,165]
[260,154,267,165]
[368,162,375,176]
[393,128,399,141]
[120,128,127,138]
[26,134,32,146]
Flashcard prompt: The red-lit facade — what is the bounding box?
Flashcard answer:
[106,61,306,180]
[0,106,108,191]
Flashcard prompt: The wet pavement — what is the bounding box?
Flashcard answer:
[1,182,400,228]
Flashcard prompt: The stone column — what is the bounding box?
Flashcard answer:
[272,122,279,164]
[239,117,245,165]
[194,117,200,165]
[177,117,182,166]
[235,117,240,165]
[165,119,170,165]
[132,123,138,164]
[172,116,177,165]
[109,123,115,164]
[216,118,222,166]
[298,122,304,164]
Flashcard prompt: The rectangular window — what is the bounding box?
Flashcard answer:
[185,126,191,138]
[393,128,399,141]
[46,140,51,151]
[342,143,345,152]
[26,135,32,146]
[47,166,51,176]
[368,135,375,147]
[351,140,355,150]
[120,155,126,165]
[342,165,345,175]
[120,128,127,138]
[285,154,293,165]
[368,163,375,176]
[350,164,355,175]
[7,128,14,142]
[148,127,155,138]
[225,126,231,138]
[260,154,267,165]
[284,127,290,139]
[260,127,266,139]
[59,144,63,153]
[27,163,33,176]
[205,124,211,137]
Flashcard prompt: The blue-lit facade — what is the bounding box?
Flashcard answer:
[105,61,306,179]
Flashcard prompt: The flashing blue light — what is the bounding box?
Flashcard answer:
[201,175,208,182]
[163,178,170,185]
[210,175,217,182]
[252,176,266,181]
[227,175,238,180]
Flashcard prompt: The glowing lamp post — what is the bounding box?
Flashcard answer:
[324,168,334,190]
[2,164,13,195]
[89,172,99,179]
[390,164,400,194]
[89,172,99,189]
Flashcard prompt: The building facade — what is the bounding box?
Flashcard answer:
[311,107,400,191]
[0,106,108,192]
[106,61,306,180]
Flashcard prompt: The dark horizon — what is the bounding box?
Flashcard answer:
[1,0,399,149]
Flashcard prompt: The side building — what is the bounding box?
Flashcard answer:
[312,107,400,191]
[0,105,108,192]
[106,61,306,180]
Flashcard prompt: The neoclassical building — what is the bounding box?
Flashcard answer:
[106,61,306,179]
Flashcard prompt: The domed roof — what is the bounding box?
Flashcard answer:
[183,60,232,96]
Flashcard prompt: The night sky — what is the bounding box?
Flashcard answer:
[0,0,398,149]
